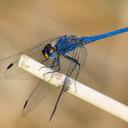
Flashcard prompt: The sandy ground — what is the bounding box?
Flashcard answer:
[0,0,128,128]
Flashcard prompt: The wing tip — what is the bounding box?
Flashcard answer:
[23,100,28,109]
[6,63,14,70]
[21,100,28,117]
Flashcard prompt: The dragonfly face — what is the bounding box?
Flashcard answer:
[42,43,57,59]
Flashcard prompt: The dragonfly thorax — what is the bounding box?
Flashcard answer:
[42,43,57,59]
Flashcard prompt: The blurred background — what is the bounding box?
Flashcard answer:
[0,0,128,128]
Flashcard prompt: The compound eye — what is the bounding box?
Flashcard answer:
[42,49,45,55]
[50,49,53,53]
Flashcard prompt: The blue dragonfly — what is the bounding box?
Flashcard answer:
[0,27,128,120]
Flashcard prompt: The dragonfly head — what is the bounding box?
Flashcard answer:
[42,43,57,59]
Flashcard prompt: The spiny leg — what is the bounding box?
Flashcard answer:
[49,56,80,121]
[74,63,80,92]
[39,57,58,71]
[44,55,60,75]
[64,55,81,91]
[40,56,60,83]
[47,63,60,82]
[38,58,49,71]
[39,57,59,80]
[41,58,49,64]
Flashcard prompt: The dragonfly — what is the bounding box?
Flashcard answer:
[0,27,128,121]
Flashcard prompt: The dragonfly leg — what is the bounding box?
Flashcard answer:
[64,54,80,80]
[38,58,49,71]
[43,55,60,76]
[48,57,58,68]
[44,59,60,75]
[49,56,81,121]
[41,58,49,64]
[68,61,80,92]
[64,55,80,91]
[42,58,60,83]
[74,63,80,92]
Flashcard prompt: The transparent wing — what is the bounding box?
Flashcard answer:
[22,80,55,117]
[49,46,88,120]
[0,37,59,79]
[69,46,87,79]
[76,46,87,71]
[22,46,87,119]
[59,46,87,79]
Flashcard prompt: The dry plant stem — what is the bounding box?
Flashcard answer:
[19,55,128,122]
